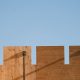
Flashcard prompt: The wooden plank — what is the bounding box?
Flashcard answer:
[69,46,80,64]
[36,46,80,80]
[1,46,80,80]
[36,46,64,80]
[0,65,3,80]
[3,46,36,80]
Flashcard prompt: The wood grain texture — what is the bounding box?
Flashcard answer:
[0,65,3,80]
[36,46,80,80]
[36,46,64,80]
[0,46,80,80]
[69,46,80,64]
[3,46,36,80]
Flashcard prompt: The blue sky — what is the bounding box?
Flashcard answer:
[0,0,80,64]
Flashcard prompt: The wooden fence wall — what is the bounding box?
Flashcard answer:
[1,46,36,80]
[36,46,80,80]
[0,46,80,80]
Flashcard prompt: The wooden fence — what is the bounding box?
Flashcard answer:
[0,46,80,80]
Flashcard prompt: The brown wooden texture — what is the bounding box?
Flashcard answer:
[36,46,80,80]
[69,46,80,64]
[36,46,64,80]
[0,46,80,80]
[3,46,36,80]
[0,65,3,80]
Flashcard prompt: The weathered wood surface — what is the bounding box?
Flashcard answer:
[69,46,80,64]
[3,46,36,80]
[0,46,80,80]
[36,46,64,80]
[0,65,3,80]
[36,46,80,80]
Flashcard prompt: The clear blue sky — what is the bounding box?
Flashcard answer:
[0,0,80,64]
